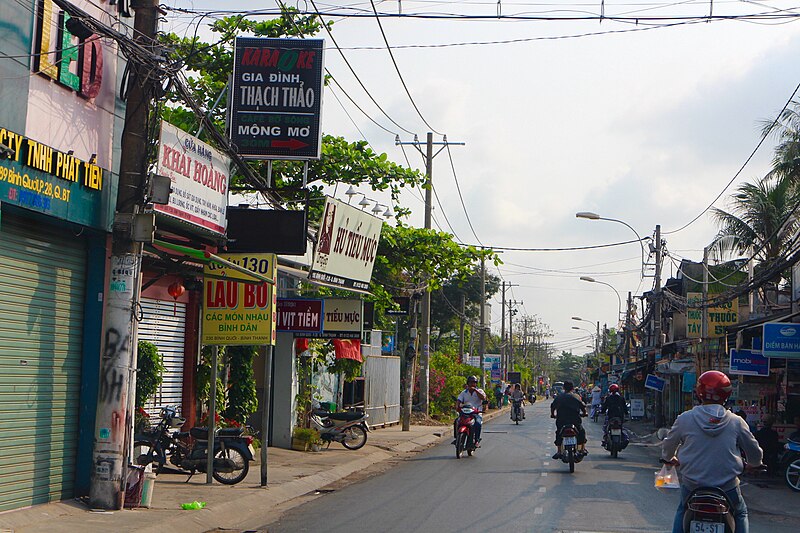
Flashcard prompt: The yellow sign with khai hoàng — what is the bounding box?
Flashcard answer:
[202,253,277,345]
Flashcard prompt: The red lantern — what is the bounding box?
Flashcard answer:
[167,281,185,315]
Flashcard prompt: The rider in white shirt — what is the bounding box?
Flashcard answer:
[456,375,487,445]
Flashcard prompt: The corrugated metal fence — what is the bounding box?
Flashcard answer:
[364,350,400,427]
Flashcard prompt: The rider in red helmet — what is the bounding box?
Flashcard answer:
[661,370,763,533]
[601,383,627,446]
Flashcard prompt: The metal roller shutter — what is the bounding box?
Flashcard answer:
[138,298,186,418]
[0,213,87,512]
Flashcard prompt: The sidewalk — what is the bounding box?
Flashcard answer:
[0,407,509,533]
[624,417,800,521]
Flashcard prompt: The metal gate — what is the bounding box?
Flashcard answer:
[364,354,401,427]
[0,213,87,511]
[138,298,186,418]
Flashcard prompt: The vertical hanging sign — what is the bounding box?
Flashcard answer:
[230,37,324,160]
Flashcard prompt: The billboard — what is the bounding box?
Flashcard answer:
[762,322,800,359]
[309,197,383,291]
[230,37,324,159]
[729,349,769,376]
[202,253,277,345]
[156,122,231,235]
[276,298,323,333]
[305,298,363,339]
[686,292,739,338]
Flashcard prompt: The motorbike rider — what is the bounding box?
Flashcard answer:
[550,380,588,459]
[455,375,487,447]
[590,385,602,419]
[509,383,526,419]
[601,383,628,445]
[661,370,763,533]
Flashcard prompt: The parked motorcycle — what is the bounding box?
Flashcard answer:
[134,406,255,485]
[310,408,369,450]
[454,405,478,458]
[603,416,627,458]
[510,398,524,425]
[782,438,800,492]
[558,424,584,473]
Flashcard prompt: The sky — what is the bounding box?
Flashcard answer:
[164,0,800,354]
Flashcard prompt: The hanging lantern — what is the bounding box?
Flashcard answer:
[167,281,185,316]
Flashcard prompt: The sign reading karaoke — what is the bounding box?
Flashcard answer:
[231,37,324,160]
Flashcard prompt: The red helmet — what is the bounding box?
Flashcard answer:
[608,384,620,393]
[696,371,732,403]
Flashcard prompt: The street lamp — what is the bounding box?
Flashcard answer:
[576,211,647,277]
[579,276,623,323]
[572,316,600,358]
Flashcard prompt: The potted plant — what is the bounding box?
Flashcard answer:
[292,428,323,452]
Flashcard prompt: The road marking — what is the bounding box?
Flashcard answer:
[538,486,546,493]
[543,461,550,465]
[534,507,543,514]
[541,472,548,477]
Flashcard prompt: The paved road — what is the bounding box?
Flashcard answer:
[256,401,798,533]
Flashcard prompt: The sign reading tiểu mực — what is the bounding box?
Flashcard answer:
[309,197,383,291]
[202,253,277,345]
[302,298,363,339]
[230,37,324,160]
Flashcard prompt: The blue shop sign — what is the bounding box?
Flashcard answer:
[644,374,665,392]
[729,348,769,376]
[682,371,697,393]
[762,322,800,359]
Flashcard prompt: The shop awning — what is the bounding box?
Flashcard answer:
[725,309,800,333]
[150,240,275,285]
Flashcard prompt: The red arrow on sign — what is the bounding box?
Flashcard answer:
[272,139,309,150]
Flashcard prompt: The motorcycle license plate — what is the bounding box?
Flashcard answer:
[611,429,622,436]
[563,436,577,446]
[689,521,724,533]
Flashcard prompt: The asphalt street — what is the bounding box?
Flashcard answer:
[254,401,798,533]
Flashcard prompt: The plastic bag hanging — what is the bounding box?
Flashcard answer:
[655,464,680,489]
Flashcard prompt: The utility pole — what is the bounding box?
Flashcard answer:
[625,291,633,364]
[459,293,465,363]
[653,224,664,426]
[701,245,709,374]
[479,251,486,388]
[501,281,506,379]
[402,298,419,431]
[396,133,464,416]
[90,0,158,510]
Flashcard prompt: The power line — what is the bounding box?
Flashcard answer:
[446,143,483,245]
[367,0,442,134]
[457,237,647,251]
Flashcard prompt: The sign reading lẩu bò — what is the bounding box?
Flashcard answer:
[309,196,383,291]
[202,253,277,346]
[0,126,108,230]
[231,37,324,160]
[156,122,231,235]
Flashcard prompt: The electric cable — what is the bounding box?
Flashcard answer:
[445,142,483,245]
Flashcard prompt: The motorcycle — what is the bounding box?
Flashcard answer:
[309,408,369,450]
[782,438,800,492]
[681,486,736,533]
[454,405,478,458]
[510,398,524,425]
[134,406,255,485]
[558,424,585,473]
[591,403,601,422]
[603,416,627,458]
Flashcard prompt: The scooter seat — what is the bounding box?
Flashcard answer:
[325,411,364,421]
[189,426,244,440]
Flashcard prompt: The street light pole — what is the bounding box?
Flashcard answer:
[576,211,647,277]
[579,275,623,323]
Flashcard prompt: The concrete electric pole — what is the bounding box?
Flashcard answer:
[395,133,464,416]
[90,0,159,509]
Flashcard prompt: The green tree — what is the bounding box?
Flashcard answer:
[223,345,259,425]
[135,340,164,408]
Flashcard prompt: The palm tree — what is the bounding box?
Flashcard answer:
[710,174,800,309]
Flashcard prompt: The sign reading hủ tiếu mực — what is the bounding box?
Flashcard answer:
[202,253,277,345]
[231,37,324,160]
[156,122,231,235]
[309,197,383,291]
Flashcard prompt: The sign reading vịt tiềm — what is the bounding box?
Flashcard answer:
[202,253,277,345]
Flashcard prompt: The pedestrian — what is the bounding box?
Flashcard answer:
[753,415,780,476]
